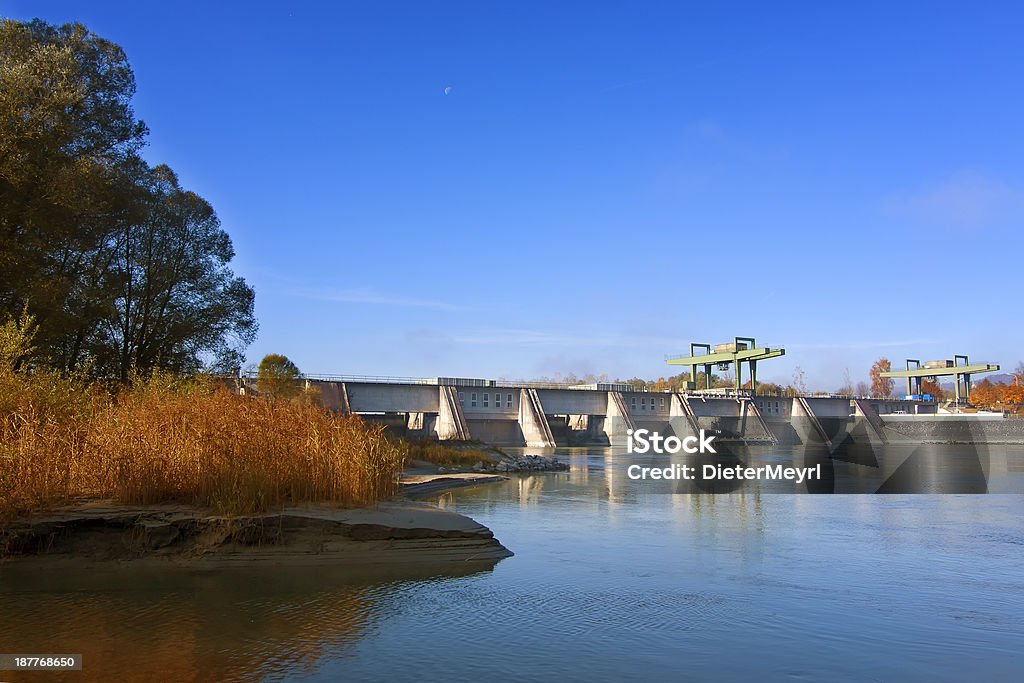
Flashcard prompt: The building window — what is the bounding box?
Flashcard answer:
[459,392,464,404]
[507,393,514,406]
[495,396,502,408]
[659,397,665,408]
[471,392,477,408]
[631,397,637,409]
[483,393,489,407]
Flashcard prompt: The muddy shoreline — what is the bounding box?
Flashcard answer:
[1,489,513,567]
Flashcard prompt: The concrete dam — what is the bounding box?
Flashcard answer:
[292,377,976,448]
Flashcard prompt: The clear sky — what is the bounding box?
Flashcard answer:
[4,1,1023,389]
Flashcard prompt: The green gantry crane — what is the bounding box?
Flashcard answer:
[879,355,1000,403]
[666,336,785,395]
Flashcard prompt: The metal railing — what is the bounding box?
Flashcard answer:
[254,373,640,391]
[294,373,436,384]
[234,373,932,401]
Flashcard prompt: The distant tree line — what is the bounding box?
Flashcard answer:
[0,19,256,379]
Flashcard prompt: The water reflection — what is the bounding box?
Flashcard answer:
[0,562,497,682]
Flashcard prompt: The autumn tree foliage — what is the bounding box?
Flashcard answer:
[1001,383,1023,406]
[629,372,729,392]
[869,358,894,397]
[742,379,784,394]
[970,378,1024,413]
[257,354,301,399]
[920,379,945,400]
[971,380,999,407]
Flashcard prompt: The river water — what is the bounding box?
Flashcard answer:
[2,446,1023,681]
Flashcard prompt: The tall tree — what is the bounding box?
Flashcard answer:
[869,358,894,397]
[96,164,256,378]
[0,19,255,377]
[257,354,301,398]
[0,19,147,364]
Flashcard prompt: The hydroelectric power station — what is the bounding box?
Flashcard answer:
[236,336,1013,448]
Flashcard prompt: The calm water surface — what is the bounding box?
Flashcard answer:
[2,447,1023,682]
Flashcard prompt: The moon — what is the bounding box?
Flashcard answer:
[443,86,452,95]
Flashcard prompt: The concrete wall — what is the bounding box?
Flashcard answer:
[314,382,350,413]
[467,418,524,445]
[803,397,853,418]
[754,397,853,419]
[881,416,1024,443]
[870,399,937,415]
[755,396,792,418]
[533,388,610,416]
[456,388,519,417]
[630,417,673,434]
[344,382,439,413]
[619,391,672,417]
[687,397,741,417]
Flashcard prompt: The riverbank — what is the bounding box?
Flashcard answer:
[0,450,573,567]
[0,498,512,567]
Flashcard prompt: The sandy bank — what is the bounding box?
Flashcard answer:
[400,471,509,497]
[0,499,512,567]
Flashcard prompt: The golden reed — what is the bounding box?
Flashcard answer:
[0,371,406,520]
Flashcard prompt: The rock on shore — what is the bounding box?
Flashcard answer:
[435,454,569,475]
[492,454,570,473]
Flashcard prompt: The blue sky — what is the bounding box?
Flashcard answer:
[4,1,1023,389]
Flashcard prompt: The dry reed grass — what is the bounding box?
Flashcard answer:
[404,439,500,468]
[0,370,407,521]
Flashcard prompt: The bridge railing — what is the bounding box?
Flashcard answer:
[296,373,437,384]
[232,373,884,399]
[243,373,637,390]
